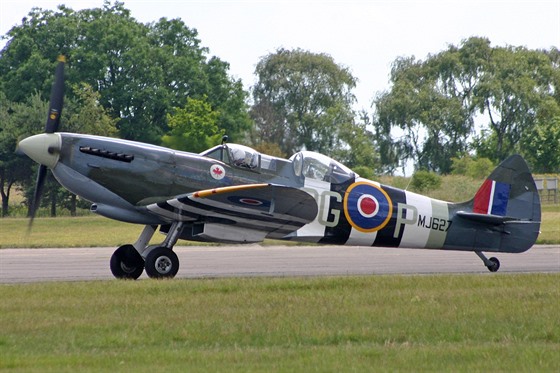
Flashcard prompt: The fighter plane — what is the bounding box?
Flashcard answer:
[18,57,541,279]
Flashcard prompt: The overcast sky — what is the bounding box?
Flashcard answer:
[1,0,559,111]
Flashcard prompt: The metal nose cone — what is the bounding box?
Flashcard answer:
[18,133,61,168]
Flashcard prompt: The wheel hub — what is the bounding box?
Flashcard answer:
[155,256,173,274]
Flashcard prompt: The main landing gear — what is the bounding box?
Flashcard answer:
[475,251,500,272]
[110,222,184,280]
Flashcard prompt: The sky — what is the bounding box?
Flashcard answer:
[1,0,559,112]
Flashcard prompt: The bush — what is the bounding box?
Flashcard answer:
[451,156,495,179]
[352,165,375,180]
[411,170,442,192]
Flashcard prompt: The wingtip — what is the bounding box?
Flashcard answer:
[57,55,66,63]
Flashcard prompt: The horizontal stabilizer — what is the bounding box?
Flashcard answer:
[456,211,521,225]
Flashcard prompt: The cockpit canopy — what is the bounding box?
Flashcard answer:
[290,151,355,184]
[228,144,259,169]
[201,144,355,183]
[200,144,277,171]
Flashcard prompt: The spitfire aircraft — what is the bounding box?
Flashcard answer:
[18,57,541,279]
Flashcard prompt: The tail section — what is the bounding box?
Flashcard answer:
[449,155,541,253]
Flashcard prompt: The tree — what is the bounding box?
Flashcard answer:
[332,110,379,172]
[251,48,358,156]
[64,83,118,136]
[162,96,222,153]
[374,42,478,173]
[373,37,558,173]
[0,92,46,216]
[0,82,118,217]
[520,115,560,173]
[451,156,494,179]
[473,45,559,161]
[0,2,251,145]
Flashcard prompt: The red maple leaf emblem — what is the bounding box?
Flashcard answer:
[212,167,223,176]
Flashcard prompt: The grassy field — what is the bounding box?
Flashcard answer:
[0,274,558,372]
[2,173,558,247]
[1,202,558,248]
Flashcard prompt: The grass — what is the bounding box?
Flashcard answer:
[540,204,560,244]
[0,274,558,372]
[0,202,557,248]
[1,173,558,248]
[0,216,156,248]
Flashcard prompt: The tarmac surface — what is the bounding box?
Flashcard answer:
[0,245,558,283]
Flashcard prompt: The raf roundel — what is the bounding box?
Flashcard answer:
[344,182,393,232]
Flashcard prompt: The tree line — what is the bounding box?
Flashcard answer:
[1,2,558,216]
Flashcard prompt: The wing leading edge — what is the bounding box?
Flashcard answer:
[146,183,319,242]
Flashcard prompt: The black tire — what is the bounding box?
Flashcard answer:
[145,247,179,279]
[110,244,144,280]
[487,257,500,272]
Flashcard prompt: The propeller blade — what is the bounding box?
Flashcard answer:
[27,56,66,232]
[44,55,66,134]
[28,164,48,231]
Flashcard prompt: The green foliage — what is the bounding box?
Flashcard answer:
[374,37,559,173]
[252,141,287,158]
[332,111,379,170]
[251,48,358,156]
[0,2,251,144]
[0,91,46,216]
[162,97,222,153]
[374,50,473,173]
[64,83,118,136]
[0,81,119,217]
[520,115,560,173]
[410,170,442,192]
[473,45,559,161]
[351,165,375,180]
[451,156,495,179]
[0,2,251,216]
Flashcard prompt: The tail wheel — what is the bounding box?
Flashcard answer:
[110,244,144,280]
[487,257,500,272]
[145,247,180,279]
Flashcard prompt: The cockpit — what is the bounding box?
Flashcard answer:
[200,144,277,171]
[290,151,355,184]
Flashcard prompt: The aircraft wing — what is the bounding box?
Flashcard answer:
[145,184,319,242]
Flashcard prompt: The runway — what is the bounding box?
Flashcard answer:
[0,245,559,283]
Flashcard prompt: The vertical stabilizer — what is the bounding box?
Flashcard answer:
[450,155,541,253]
[477,155,541,223]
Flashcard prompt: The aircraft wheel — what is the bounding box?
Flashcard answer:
[110,244,144,280]
[145,247,179,279]
[487,257,500,272]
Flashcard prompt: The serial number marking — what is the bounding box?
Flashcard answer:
[394,203,451,238]
[418,214,452,232]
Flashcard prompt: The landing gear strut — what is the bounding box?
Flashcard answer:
[475,251,500,272]
[110,222,184,280]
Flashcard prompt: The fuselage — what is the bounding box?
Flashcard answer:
[19,132,540,254]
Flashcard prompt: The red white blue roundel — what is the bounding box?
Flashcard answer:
[343,182,393,232]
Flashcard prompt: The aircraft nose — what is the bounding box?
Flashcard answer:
[18,133,61,168]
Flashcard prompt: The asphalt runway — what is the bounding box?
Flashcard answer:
[0,245,558,283]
